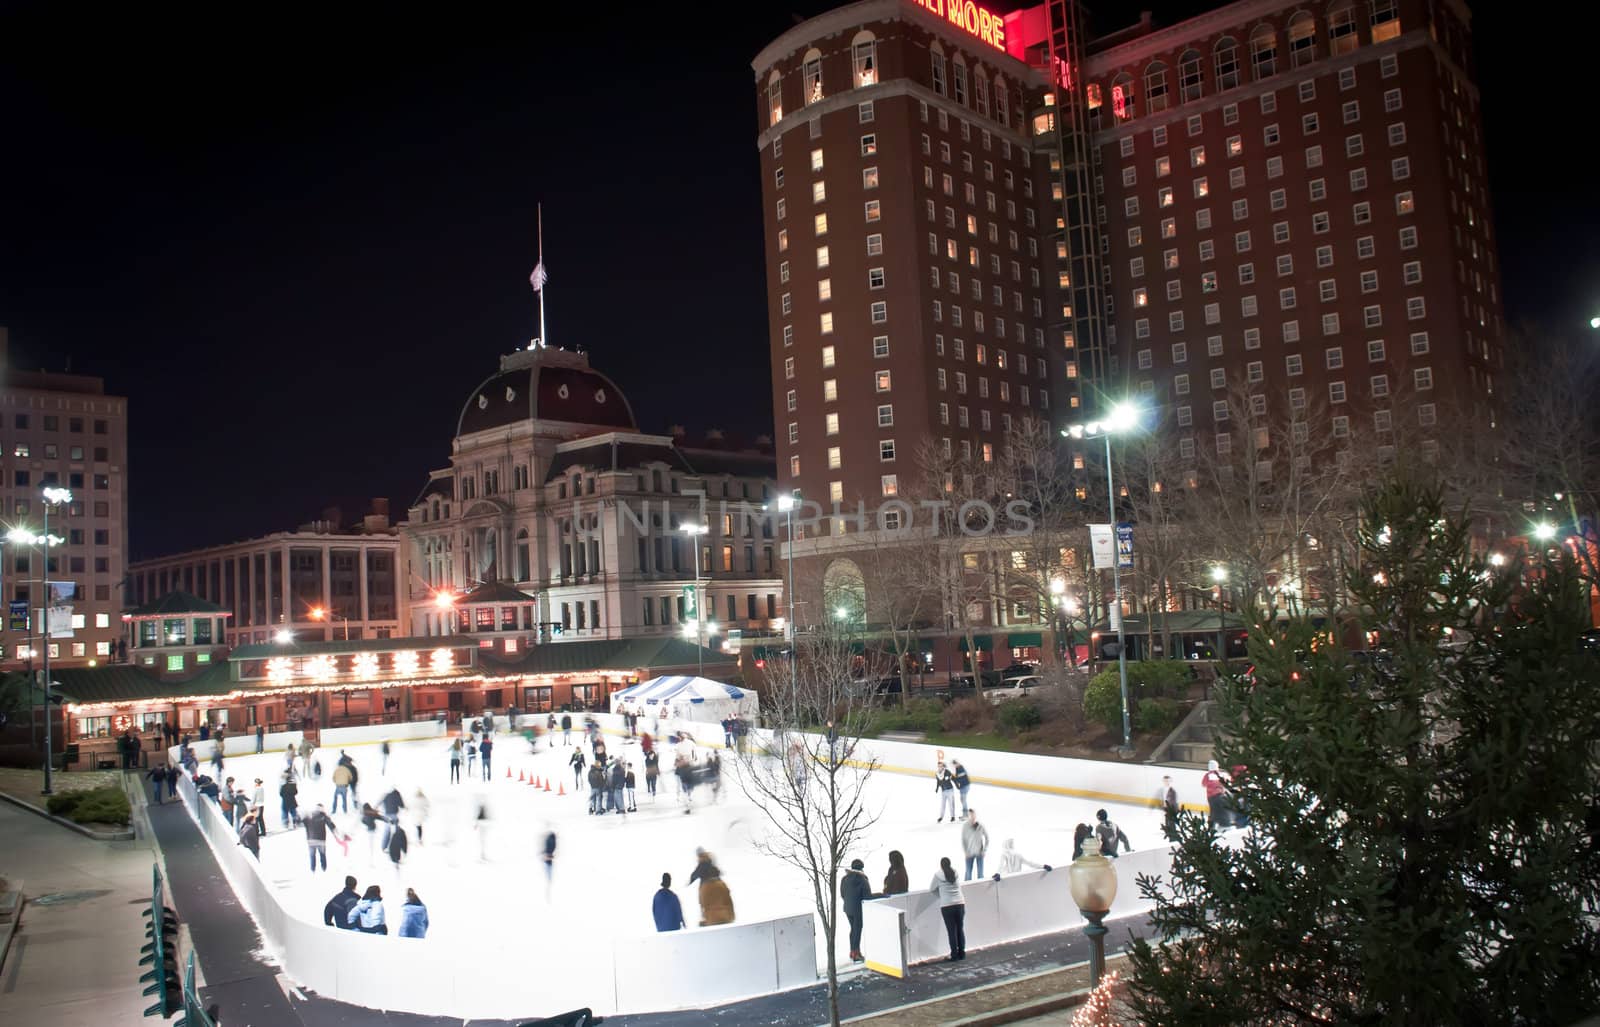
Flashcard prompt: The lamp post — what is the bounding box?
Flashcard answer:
[308,605,350,641]
[34,485,73,795]
[777,493,798,678]
[681,524,709,678]
[1063,401,1144,755]
[1210,565,1228,662]
[1067,833,1119,987]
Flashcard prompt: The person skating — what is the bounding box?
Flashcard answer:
[652,873,685,932]
[339,750,360,801]
[1202,759,1231,830]
[561,712,572,745]
[299,737,315,777]
[324,875,360,929]
[1160,774,1181,832]
[279,773,301,829]
[465,737,477,777]
[284,743,297,780]
[996,838,1050,876]
[412,790,429,845]
[592,733,607,766]
[1094,808,1131,857]
[676,753,696,814]
[930,857,966,961]
[480,735,493,781]
[541,829,557,900]
[386,822,409,869]
[841,858,871,961]
[934,762,956,822]
[961,809,990,880]
[238,810,262,861]
[951,760,972,816]
[689,848,735,926]
[251,778,268,833]
[347,885,387,934]
[882,850,909,895]
[624,762,638,811]
[380,739,391,775]
[333,759,354,813]
[449,739,462,784]
[302,803,345,872]
[398,888,428,938]
[210,744,224,778]
[380,786,406,848]
[587,763,605,814]
[360,802,382,862]
[644,751,659,802]
[608,758,626,815]
[570,747,586,790]
[255,723,265,754]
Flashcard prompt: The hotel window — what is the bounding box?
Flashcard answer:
[803,52,823,104]
[866,232,883,255]
[1395,192,1415,215]
[1371,374,1390,398]
[1388,122,1406,146]
[862,167,879,189]
[1302,113,1319,135]
[776,197,786,221]
[870,301,888,323]
[873,335,889,358]
[1266,155,1283,179]
[861,134,877,157]
[787,422,799,444]
[1313,211,1331,234]
[782,325,793,346]
[1364,304,1382,328]
[1384,88,1403,113]
[1158,186,1173,208]
[778,229,787,251]
[1170,311,1185,331]
[1233,199,1248,221]
[812,180,826,204]
[820,311,834,334]
[1346,134,1364,157]
[1391,156,1411,181]
[786,390,797,411]
[877,404,893,428]
[1319,279,1337,302]
[1264,123,1280,146]
[821,345,835,368]
[1162,218,1176,239]
[823,379,838,401]
[1174,373,1190,395]
[1406,296,1426,320]
[1399,226,1418,249]
[814,213,827,235]
[1316,245,1334,268]
[1246,360,1264,383]
[1322,312,1340,335]
[1244,327,1261,349]
[875,370,892,392]
[1367,339,1386,362]
[781,293,791,314]
[1283,319,1300,342]
[1276,254,1293,277]
[1239,262,1256,283]
[1342,100,1360,125]
[826,413,840,435]
[1419,402,1437,426]
[1172,341,1188,364]
[779,260,789,283]
[1402,261,1422,286]
[1309,177,1326,202]
[1374,410,1392,433]
[1351,203,1370,225]
[1350,168,1368,191]
[784,357,795,380]
[1190,145,1206,168]
[817,278,832,301]
[1242,295,1258,317]
[1326,346,1344,369]
[1357,235,1376,259]
[811,147,824,171]
[1211,368,1227,389]
[1331,384,1348,407]
[1213,400,1230,422]
[868,267,885,290]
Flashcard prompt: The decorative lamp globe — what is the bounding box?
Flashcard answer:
[1068,834,1118,914]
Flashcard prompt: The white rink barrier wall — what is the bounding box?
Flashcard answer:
[319,719,446,748]
[164,731,305,764]
[171,772,817,1019]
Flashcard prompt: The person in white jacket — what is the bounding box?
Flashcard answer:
[929,857,966,961]
[960,809,990,880]
[996,838,1051,876]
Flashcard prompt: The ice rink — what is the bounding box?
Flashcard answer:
[208,728,1168,959]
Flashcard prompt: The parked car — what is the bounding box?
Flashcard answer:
[949,670,1003,690]
[983,675,1045,705]
[998,662,1040,680]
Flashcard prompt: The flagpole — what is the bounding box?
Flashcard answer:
[537,203,548,348]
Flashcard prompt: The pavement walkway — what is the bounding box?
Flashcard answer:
[0,798,157,1027]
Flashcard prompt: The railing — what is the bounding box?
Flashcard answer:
[180,951,218,1027]
[139,864,181,1018]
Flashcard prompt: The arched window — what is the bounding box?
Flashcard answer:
[930,42,947,96]
[1143,61,1169,113]
[974,71,990,116]
[851,30,877,87]
[1214,36,1240,91]
[1287,11,1317,68]
[1369,0,1400,43]
[994,75,1009,125]
[767,68,782,127]
[1250,24,1278,80]
[802,47,823,105]
[1111,72,1136,120]
[1329,2,1357,55]
[952,55,968,105]
[515,528,531,583]
[1178,49,1204,103]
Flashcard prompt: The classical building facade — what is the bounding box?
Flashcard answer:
[403,345,786,660]
[128,500,404,646]
[0,327,130,668]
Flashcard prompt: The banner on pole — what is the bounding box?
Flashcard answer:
[1089,524,1114,569]
[7,600,26,631]
[1116,523,1135,570]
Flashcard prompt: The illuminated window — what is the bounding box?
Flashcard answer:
[1371,0,1400,43]
[823,379,837,401]
[767,71,783,127]
[1250,25,1277,80]
[828,446,841,469]
[814,213,827,236]
[826,413,840,435]
[1111,74,1135,120]
[803,49,823,105]
[852,34,877,87]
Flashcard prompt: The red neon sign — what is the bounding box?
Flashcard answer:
[1111,83,1129,120]
[910,0,1007,52]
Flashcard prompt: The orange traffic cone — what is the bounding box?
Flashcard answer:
[534,775,542,788]
[506,766,513,779]
[518,769,525,783]
[558,781,566,796]
[543,777,552,792]
[527,775,537,786]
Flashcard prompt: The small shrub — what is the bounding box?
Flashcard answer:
[46,792,84,816]
[996,700,1043,736]
[47,786,129,826]
[866,698,943,736]
[1084,672,1127,734]
[1135,698,1182,735]
[940,697,993,734]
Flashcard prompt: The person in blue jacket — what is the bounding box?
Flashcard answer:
[652,873,685,932]
[398,888,429,938]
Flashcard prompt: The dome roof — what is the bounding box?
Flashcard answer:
[456,348,637,437]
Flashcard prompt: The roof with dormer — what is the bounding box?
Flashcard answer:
[125,592,231,619]
[457,348,636,437]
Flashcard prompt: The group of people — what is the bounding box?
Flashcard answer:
[1201,760,1250,829]
[651,847,736,932]
[1072,809,1134,860]
[323,875,429,938]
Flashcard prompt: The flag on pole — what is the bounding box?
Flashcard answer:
[529,261,548,293]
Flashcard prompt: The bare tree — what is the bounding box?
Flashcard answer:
[732,627,883,1027]
[908,439,997,682]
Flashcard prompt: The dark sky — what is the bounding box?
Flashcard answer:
[1,2,1586,559]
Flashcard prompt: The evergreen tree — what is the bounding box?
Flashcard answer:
[1125,479,1600,1025]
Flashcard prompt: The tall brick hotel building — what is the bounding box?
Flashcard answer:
[755,0,1501,668]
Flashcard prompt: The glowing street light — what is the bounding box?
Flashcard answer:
[1488,552,1506,567]
[274,628,294,644]
[1533,522,1557,543]
[308,604,350,641]
[681,523,710,678]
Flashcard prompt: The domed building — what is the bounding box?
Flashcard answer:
[403,344,786,701]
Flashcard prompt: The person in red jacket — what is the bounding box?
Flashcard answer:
[1202,760,1231,830]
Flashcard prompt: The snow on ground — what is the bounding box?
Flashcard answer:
[214,730,1166,962]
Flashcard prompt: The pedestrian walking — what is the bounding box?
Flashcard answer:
[1202,760,1231,830]
[147,762,167,804]
[324,875,360,929]
[280,773,301,829]
[624,763,638,811]
[398,888,429,938]
[386,823,409,869]
[165,763,181,802]
[1094,808,1131,857]
[541,829,557,900]
[238,810,262,861]
[951,760,971,816]
[333,760,354,813]
[841,859,871,961]
[255,724,265,754]
[1160,774,1180,831]
[561,712,572,745]
[644,751,659,801]
[480,736,493,781]
[652,873,685,932]
[381,740,391,775]
[689,848,735,926]
[961,809,990,880]
[299,738,314,778]
[449,739,462,784]
[570,747,587,791]
[882,850,909,895]
[930,857,966,961]
[348,885,387,934]
[934,762,956,822]
[302,804,345,872]
[997,838,1050,875]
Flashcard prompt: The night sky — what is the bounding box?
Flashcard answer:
[1,2,1587,559]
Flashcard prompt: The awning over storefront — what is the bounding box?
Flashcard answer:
[957,635,994,651]
[1004,631,1043,647]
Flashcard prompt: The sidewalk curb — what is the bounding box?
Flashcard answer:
[0,789,135,841]
[0,884,23,977]
[943,988,1091,1026]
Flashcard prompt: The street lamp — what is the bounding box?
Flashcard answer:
[1063,400,1145,755]
[1532,522,1557,543]
[1488,552,1506,567]
[1067,833,1119,988]
[308,605,350,641]
[274,628,294,644]
[1210,565,1229,662]
[777,492,799,677]
[681,523,709,678]
[33,485,73,795]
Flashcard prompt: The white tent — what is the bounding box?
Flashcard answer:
[609,675,759,724]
